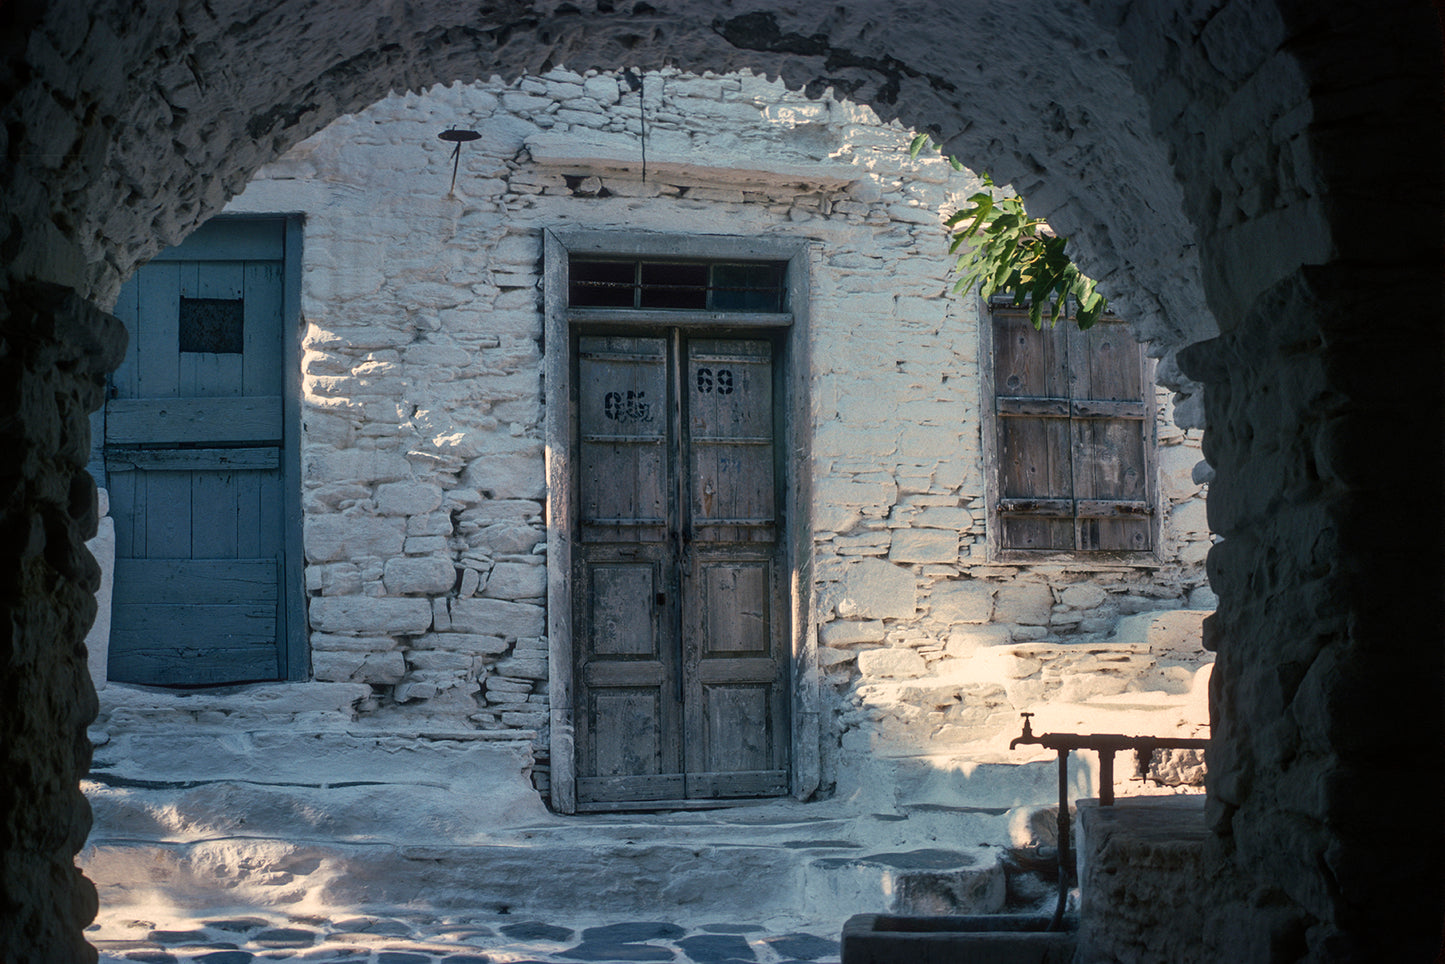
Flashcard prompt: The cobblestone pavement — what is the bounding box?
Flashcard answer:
[89,912,843,964]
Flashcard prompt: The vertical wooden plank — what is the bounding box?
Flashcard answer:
[143,471,191,558]
[702,563,769,655]
[257,467,283,558]
[110,275,141,399]
[199,261,245,397]
[190,470,238,558]
[136,263,181,399]
[688,340,773,541]
[1079,322,1142,402]
[994,310,1067,398]
[235,469,262,557]
[1070,319,1151,551]
[177,261,200,397]
[243,261,284,397]
[109,470,136,559]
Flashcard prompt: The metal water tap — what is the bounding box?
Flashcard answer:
[1010,712,1038,749]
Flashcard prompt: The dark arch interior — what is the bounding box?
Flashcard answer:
[1,1,1439,960]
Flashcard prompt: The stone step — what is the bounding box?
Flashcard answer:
[83,727,1057,927]
[805,847,1008,919]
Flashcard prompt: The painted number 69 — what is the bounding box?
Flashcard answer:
[696,367,734,395]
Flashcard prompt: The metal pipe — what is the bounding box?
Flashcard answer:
[1051,747,1070,931]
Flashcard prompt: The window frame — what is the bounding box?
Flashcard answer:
[980,298,1161,565]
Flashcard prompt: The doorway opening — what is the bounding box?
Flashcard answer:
[544,230,817,812]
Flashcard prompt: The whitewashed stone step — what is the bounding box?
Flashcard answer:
[805,847,1007,919]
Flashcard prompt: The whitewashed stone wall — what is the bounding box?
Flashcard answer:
[207,68,1214,796]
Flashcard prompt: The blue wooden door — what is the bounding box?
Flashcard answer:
[105,218,300,685]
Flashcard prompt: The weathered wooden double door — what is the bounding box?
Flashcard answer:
[104,218,299,686]
[573,332,789,807]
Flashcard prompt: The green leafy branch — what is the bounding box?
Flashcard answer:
[910,134,1108,330]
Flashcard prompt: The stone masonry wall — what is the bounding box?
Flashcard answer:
[181,69,1214,797]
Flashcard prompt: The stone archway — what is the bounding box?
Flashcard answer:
[1,2,1439,961]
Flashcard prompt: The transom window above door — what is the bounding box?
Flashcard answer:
[569,257,788,312]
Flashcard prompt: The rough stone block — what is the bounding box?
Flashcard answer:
[484,561,546,600]
[309,596,434,635]
[470,522,541,555]
[404,535,448,554]
[450,597,545,639]
[993,584,1053,626]
[383,555,457,595]
[494,657,547,680]
[1002,654,1043,679]
[414,632,509,655]
[929,581,993,625]
[406,650,478,673]
[1112,609,1209,655]
[306,515,405,562]
[311,633,398,653]
[819,619,887,646]
[463,448,545,500]
[1060,584,1107,610]
[835,559,916,620]
[944,626,1011,656]
[1058,673,1130,701]
[1170,498,1209,536]
[857,647,928,679]
[308,562,363,595]
[313,650,406,684]
[308,448,412,484]
[375,481,444,516]
[889,529,958,564]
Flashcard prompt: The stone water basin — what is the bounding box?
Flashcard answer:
[841,913,1076,964]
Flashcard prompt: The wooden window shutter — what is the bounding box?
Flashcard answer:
[990,306,1153,553]
[993,309,1074,550]
[1066,324,1152,551]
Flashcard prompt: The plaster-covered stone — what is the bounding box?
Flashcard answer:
[928,582,993,625]
[835,559,917,621]
[856,648,928,679]
[992,584,1053,626]
[888,529,958,564]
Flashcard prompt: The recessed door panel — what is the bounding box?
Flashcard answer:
[589,564,661,658]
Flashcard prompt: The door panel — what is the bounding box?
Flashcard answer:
[578,336,668,543]
[702,562,770,656]
[588,564,662,657]
[575,331,787,808]
[688,339,775,544]
[105,219,294,686]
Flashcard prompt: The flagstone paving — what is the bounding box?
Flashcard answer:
[89,911,843,964]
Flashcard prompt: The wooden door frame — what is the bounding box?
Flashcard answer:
[544,229,817,814]
[97,214,307,683]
